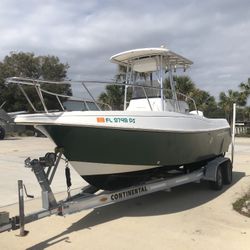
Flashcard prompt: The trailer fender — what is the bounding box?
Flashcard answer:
[203,156,231,182]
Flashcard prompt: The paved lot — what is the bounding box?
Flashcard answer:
[0,137,84,207]
[0,137,250,250]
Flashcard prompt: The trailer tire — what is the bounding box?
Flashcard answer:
[210,165,223,190]
[0,126,5,140]
[222,160,232,185]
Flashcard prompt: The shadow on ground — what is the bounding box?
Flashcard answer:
[27,171,245,250]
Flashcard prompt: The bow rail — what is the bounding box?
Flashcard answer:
[6,77,197,113]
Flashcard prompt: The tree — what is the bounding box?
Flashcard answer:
[0,52,71,112]
[219,90,247,122]
[239,78,250,96]
[164,75,195,96]
[99,74,219,113]
[243,107,250,121]
[99,85,124,110]
[164,76,217,115]
[192,89,217,116]
[114,65,127,83]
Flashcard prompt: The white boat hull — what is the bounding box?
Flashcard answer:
[15,110,231,190]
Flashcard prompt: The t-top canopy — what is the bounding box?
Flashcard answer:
[110,47,193,73]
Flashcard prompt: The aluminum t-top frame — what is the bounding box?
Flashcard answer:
[110,47,193,111]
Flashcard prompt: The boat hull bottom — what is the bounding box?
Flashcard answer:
[81,159,218,190]
[82,173,149,191]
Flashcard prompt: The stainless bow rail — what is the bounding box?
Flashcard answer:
[6,77,197,113]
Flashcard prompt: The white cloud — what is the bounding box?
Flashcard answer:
[0,0,250,99]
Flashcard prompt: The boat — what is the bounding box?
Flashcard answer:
[8,46,231,190]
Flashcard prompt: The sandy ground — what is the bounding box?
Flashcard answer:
[0,136,250,250]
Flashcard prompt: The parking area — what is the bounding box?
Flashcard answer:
[0,137,250,250]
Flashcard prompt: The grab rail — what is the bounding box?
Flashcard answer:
[6,77,197,113]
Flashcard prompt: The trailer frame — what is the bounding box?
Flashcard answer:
[0,152,232,235]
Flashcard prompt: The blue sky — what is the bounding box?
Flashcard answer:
[0,0,250,98]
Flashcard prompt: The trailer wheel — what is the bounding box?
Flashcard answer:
[210,166,223,190]
[0,126,5,140]
[222,160,232,185]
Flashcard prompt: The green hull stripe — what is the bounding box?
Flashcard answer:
[44,125,231,166]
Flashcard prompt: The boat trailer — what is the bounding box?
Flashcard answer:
[0,150,232,236]
[0,101,236,235]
